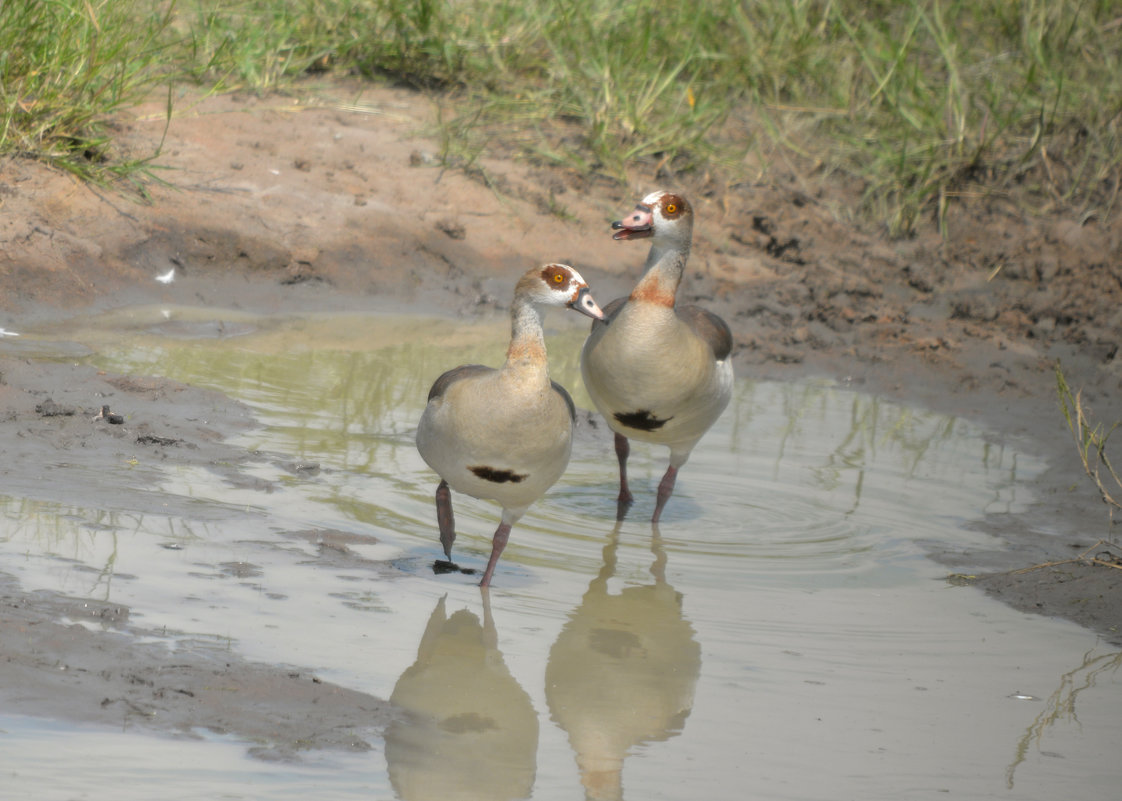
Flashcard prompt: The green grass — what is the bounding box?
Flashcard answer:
[0,0,175,186]
[2,0,1120,234]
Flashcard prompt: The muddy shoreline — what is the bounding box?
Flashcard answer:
[1,82,1119,756]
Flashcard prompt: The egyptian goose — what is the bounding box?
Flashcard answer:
[417,264,605,586]
[580,191,733,522]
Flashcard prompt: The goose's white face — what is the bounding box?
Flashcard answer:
[611,191,692,241]
[535,264,605,320]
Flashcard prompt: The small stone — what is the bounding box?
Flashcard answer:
[1035,255,1059,282]
[1029,317,1056,339]
[436,219,466,240]
[35,399,75,417]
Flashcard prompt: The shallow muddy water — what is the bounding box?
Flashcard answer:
[2,306,1120,801]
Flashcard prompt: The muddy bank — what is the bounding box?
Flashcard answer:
[0,573,389,760]
[0,81,1120,755]
[0,355,395,756]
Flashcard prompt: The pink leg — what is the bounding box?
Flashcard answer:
[479,522,512,587]
[436,480,456,559]
[615,432,634,519]
[652,464,679,524]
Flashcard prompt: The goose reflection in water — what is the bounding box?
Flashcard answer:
[546,524,702,801]
[385,593,538,801]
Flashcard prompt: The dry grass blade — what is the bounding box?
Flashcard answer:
[1011,539,1122,575]
[1056,364,1122,533]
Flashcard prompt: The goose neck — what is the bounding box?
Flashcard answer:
[504,299,550,380]
[631,240,690,306]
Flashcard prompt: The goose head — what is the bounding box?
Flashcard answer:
[611,191,693,247]
[517,263,605,321]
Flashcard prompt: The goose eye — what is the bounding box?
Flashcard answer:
[665,203,677,214]
[552,272,565,284]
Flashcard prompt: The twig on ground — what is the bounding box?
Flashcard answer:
[1010,540,1122,575]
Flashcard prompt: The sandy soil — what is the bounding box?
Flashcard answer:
[1,79,1120,754]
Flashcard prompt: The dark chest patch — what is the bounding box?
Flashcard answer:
[614,410,672,431]
[469,465,527,483]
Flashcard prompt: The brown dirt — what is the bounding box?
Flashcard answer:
[1,79,1120,754]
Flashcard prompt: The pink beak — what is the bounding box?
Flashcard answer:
[610,204,654,240]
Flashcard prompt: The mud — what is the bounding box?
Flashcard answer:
[0,79,1119,756]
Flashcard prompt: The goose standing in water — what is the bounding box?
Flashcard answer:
[581,191,733,523]
[417,264,605,586]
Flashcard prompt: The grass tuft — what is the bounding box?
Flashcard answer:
[0,0,174,184]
